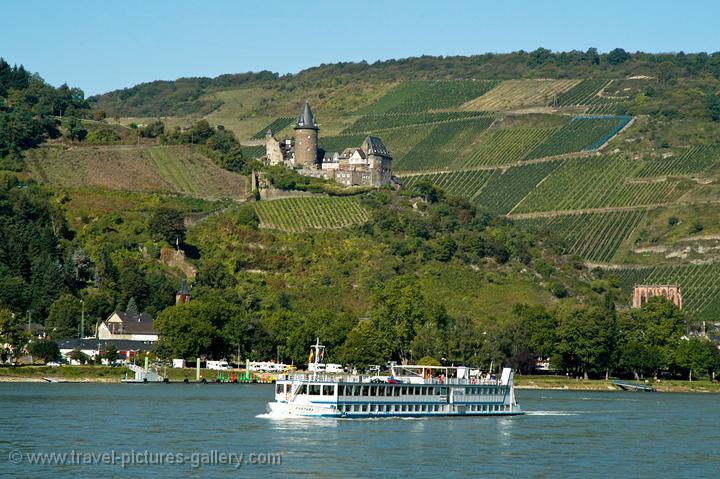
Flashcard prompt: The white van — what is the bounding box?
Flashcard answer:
[206,360,230,370]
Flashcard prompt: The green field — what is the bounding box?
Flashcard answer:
[514,155,685,213]
[612,263,720,320]
[473,161,565,214]
[250,117,295,139]
[516,210,646,263]
[401,170,496,199]
[458,127,557,168]
[394,118,494,171]
[634,145,720,177]
[361,80,499,114]
[524,116,630,159]
[341,111,490,134]
[27,145,247,200]
[255,196,369,232]
[555,79,610,107]
[462,79,580,111]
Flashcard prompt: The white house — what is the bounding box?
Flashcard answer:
[97,311,159,342]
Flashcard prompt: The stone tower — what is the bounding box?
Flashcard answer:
[293,101,318,168]
[176,279,191,305]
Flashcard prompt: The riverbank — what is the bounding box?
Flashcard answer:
[0,365,219,383]
[1,367,718,392]
[514,375,720,393]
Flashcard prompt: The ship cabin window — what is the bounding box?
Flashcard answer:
[322,385,335,396]
[400,386,407,395]
[361,404,368,412]
[392,386,400,396]
[309,385,321,395]
[276,384,283,394]
[370,386,377,396]
[297,385,307,395]
[353,385,361,396]
[361,386,369,396]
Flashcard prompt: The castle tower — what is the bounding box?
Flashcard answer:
[176,279,191,305]
[293,101,319,168]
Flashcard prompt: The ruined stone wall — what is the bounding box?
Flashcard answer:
[632,285,683,309]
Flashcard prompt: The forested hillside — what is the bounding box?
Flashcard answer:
[2,50,720,378]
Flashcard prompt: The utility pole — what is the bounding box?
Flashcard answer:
[79,300,85,339]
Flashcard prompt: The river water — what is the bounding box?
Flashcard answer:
[0,383,716,478]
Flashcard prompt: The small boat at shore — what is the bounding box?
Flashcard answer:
[266,339,523,418]
[612,380,656,392]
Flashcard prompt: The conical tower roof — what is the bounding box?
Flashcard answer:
[295,101,318,130]
[178,278,190,296]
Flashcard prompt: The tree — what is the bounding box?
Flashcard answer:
[618,297,685,378]
[148,207,186,245]
[154,300,241,359]
[65,116,87,141]
[607,48,631,65]
[411,180,444,203]
[555,305,615,379]
[706,93,720,122]
[676,338,719,381]
[339,319,392,369]
[45,293,82,339]
[102,343,119,363]
[125,297,139,315]
[0,308,27,363]
[69,347,90,364]
[28,339,59,363]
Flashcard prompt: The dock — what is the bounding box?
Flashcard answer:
[612,380,655,392]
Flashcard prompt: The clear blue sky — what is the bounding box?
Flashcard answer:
[2,0,719,96]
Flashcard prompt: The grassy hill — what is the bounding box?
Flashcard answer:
[26,144,247,200]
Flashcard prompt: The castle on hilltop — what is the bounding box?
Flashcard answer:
[265,102,393,187]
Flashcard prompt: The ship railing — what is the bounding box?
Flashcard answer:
[280,373,504,386]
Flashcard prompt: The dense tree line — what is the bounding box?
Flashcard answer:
[0,59,89,165]
[160,120,256,174]
[90,49,720,121]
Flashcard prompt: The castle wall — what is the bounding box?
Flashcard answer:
[266,135,284,165]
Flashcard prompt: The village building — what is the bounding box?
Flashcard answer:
[57,338,155,364]
[265,102,394,187]
[97,311,159,342]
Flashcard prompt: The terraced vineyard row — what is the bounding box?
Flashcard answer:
[240,145,264,159]
[516,210,646,263]
[474,161,564,214]
[612,263,720,319]
[515,155,684,213]
[555,79,609,106]
[255,197,369,232]
[635,145,720,177]
[401,170,496,199]
[461,79,580,111]
[341,111,490,134]
[319,134,367,154]
[250,117,294,139]
[362,80,499,114]
[458,127,556,168]
[524,116,631,159]
[395,118,494,171]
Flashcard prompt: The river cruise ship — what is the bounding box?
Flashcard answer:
[267,340,523,418]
